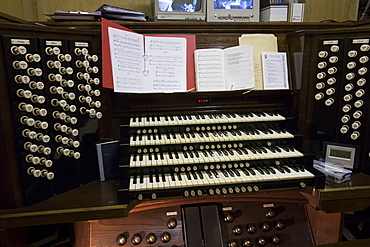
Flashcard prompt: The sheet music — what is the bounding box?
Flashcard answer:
[108,27,187,93]
[262,52,289,90]
[224,45,255,90]
[194,49,226,91]
[145,36,187,92]
[108,27,144,93]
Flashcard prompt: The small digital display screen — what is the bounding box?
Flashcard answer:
[329,149,352,160]
[214,0,254,9]
[159,0,202,12]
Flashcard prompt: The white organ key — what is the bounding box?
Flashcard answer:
[129,177,137,191]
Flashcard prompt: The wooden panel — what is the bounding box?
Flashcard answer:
[0,0,25,20]
[304,0,359,22]
[35,0,151,21]
[306,204,343,245]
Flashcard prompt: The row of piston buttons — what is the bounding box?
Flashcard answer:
[174,162,250,173]
[80,107,102,119]
[341,110,362,121]
[184,185,260,197]
[18,103,47,116]
[230,220,285,235]
[22,129,50,143]
[24,142,52,156]
[25,154,53,167]
[316,67,337,79]
[347,58,370,69]
[77,84,101,96]
[340,126,361,140]
[228,235,281,247]
[16,89,45,104]
[52,111,78,124]
[56,147,80,159]
[342,102,364,113]
[346,68,368,79]
[51,99,77,112]
[53,123,79,136]
[224,208,280,223]
[116,232,173,246]
[50,86,76,99]
[55,135,80,148]
[318,45,340,58]
[27,167,54,180]
[20,116,48,129]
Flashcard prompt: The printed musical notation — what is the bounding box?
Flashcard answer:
[108,27,187,93]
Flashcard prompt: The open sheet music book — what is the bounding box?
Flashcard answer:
[194,45,255,92]
[108,26,189,93]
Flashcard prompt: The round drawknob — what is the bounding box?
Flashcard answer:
[167,218,177,229]
[242,238,252,247]
[265,208,276,218]
[271,235,281,245]
[224,212,234,223]
[131,234,142,245]
[228,240,238,247]
[116,233,127,246]
[146,233,157,244]
[161,232,171,243]
[232,225,243,235]
[275,220,285,230]
[261,222,271,232]
[246,224,257,234]
[256,236,267,246]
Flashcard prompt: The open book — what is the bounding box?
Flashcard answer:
[194,45,255,92]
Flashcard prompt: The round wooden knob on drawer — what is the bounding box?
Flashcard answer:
[265,208,276,218]
[275,220,285,230]
[246,224,257,234]
[228,240,238,247]
[261,221,271,232]
[270,234,281,245]
[224,212,234,223]
[161,232,171,243]
[233,225,243,235]
[242,238,252,247]
[131,233,143,245]
[167,218,177,229]
[146,233,157,244]
[116,233,127,246]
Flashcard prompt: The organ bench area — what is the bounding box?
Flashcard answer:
[2,20,370,247]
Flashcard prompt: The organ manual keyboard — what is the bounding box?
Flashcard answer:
[115,90,325,204]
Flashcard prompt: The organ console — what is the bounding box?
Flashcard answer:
[114,91,325,204]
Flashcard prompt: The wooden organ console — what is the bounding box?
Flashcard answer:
[5,20,370,247]
[115,91,325,205]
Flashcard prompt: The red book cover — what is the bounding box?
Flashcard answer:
[101,18,196,92]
